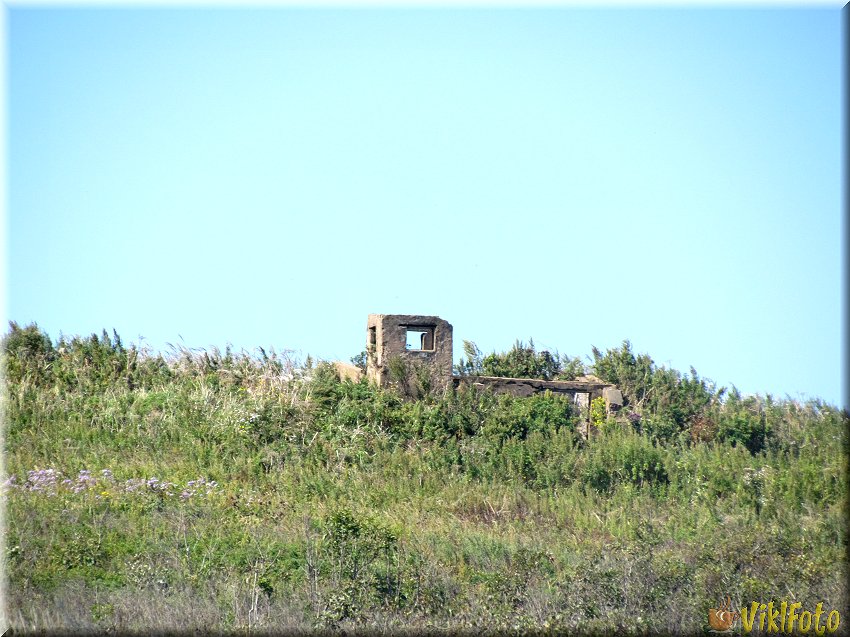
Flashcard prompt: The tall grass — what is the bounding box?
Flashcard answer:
[3,324,847,633]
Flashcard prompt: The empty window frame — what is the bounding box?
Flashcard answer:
[404,326,436,351]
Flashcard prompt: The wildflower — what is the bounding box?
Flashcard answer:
[71,469,97,493]
[123,478,145,493]
[25,468,61,494]
[144,477,177,496]
[178,477,219,500]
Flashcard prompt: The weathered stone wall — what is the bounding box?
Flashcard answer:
[366,314,454,390]
[454,375,613,399]
[453,375,624,427]
[333,361,364,383]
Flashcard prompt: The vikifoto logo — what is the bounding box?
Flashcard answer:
[708,597,841,634]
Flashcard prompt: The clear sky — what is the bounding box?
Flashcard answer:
[5,7,844,406]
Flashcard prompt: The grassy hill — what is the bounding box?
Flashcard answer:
[2,324,847,634]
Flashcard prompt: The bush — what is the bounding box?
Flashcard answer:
[717,407,772,455]
[581,430,669,493]
[2,321,55,385]
[315,509,402,627]
[457,339,585,381]
[481,393,575,444]
[590,340,654,409]
[592,341,724,442]
[639,414,684,445]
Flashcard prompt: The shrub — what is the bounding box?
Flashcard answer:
[2,321,55,385]
[384,356,435,399]
[457,339,585,381]
[480,339,562,380]
[350,350,367,373]
[690,415,718,443]
[717,409,771,455]
[639,414,683,445]
[591,340,654,409]
[581,430,669,493]
[315,509,402,627]
[592,341,724,443]
[589,397,607,428]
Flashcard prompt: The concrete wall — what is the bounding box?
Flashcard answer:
[366,314,454,390]
[453,375,624,427]
[455,375,612,399]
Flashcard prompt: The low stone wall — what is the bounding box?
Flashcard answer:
[453,376,623,432]
[452,375,613,400]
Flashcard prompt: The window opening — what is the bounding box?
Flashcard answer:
[405,326,435,351]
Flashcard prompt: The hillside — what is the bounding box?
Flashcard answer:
[2,323,847,634]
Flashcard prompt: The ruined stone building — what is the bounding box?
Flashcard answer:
[366,314,455,389]
[364,313,623,419]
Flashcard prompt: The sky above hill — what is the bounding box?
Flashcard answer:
[6,7,844,406]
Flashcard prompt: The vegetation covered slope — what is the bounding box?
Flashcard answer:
[2,324,847,634]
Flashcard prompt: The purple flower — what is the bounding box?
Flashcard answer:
[123,478,145,493]
[144,477,177,496]
[177,477,219,500]
[71,469,97,493]
[25,468,61,494]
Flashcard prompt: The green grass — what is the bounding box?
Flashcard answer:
[2,326,847,633]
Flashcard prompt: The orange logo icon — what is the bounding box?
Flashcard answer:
[709,596,740,632]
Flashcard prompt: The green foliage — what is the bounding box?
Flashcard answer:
[381,355,436,400]
[3,321,55,385]
[580,429,669,493]
[481,392,577,444]
[308,361,348,412]
[592,341,725,442]
[589,396,607,428]
[558,355,587,381]
[385,356,408,386]
[481,339,562,380]
[455,340,483,376]
[591,340,654,407]
[3,321,54,360]
[715,392,773,454]
[350,350,367,373]
[456,338,587,381]
[4,324,846,633]
[639,413,684,445]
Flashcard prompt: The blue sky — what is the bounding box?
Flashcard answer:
[6,7,844,406]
